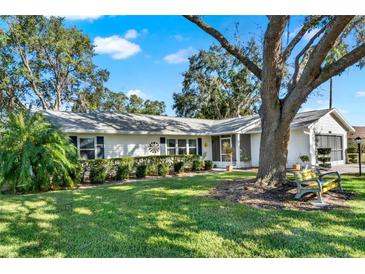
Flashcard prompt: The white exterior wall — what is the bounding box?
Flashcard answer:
[310,113,348,165]
[70,133,212,159]
[250,129,310,167]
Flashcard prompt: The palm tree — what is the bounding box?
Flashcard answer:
[0,111,78,193]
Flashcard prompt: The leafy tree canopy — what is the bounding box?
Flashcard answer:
[72,91,166,115]
[0,15,108,112]
[173,45,260,119]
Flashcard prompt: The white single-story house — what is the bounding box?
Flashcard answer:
[43,108,355,168]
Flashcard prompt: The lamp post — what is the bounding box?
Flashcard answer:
[355,137,362,176]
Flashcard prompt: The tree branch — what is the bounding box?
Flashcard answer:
[295,16,354,89]
[310,43,365,90]
[282,16,354,121]
[183,15,262,80]
[282,16,324,62]
[290,24,328,88]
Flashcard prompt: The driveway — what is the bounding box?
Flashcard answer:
[331,164,365,174]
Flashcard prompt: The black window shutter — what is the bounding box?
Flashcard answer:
[198,138,202,156]
[160,137,166,144]
[69,136,77,147]
[96,136,105,159]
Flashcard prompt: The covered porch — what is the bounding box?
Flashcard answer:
[211,133,252,169]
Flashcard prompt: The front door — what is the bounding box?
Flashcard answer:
[220,137,231,162]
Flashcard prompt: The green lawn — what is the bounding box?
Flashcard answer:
[1,171,364,258]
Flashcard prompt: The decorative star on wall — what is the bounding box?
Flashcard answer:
[148,141,160,154]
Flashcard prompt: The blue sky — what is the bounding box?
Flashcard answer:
[64,16,365,126]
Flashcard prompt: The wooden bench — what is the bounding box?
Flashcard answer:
[293,169,342,203]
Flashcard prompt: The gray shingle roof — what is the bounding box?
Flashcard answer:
[42,109,334,135]
[245,109,332,133]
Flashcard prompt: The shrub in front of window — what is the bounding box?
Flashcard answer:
[204,160,213,170]
[174,161,184,174]
[89,160,111,184]
[115,158,134,180]
[192,160,203,171]
[136,164,148,179]
[157,163,170,176]
[79,155,201,182]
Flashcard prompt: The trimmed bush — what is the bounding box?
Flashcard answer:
[157,163,170,176]
[192,160,203,171]
[147,163,158,176]
[89,160,110,184]
[347,147,357,154]
[174,161,184,174]
[115,158,133,180]
[317,148,331,168]
[80,154,201,182]
[204,160,213,170]
[136,165,148,179]
[348,153,358,164]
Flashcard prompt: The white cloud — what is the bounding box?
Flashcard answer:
[94,35,141,60]
[172,34,188,41]
[356,91,365,97]
[124,29,139,39]
[163,47,195,64]
[126,89,146,98]
[63,15,102,21]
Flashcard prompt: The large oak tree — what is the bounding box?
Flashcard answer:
[185,15,365,186]
[173,45,261,119]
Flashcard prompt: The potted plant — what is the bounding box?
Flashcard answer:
[292,162,301,171]
[299,154,310,169]
[222,142,233,172]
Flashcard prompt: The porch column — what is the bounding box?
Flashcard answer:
[235,133,241,168]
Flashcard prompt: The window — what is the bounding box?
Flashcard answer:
[167,139,176,155]
[96,136,104,159]
[166,138,198,155]
[316,135,343,161]
[188,139,197,155]
[79,138,95,160]
[178,139,187,154]
[220,137,232,162]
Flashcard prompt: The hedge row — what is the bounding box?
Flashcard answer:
[80,155,214,184]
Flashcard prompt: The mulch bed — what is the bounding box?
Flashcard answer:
[210,178,355,211]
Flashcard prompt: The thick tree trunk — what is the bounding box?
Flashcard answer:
[256,105,291,187]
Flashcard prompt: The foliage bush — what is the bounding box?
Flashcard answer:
[299,155,310,163]
[157,163,170,176]
[115,158,134,180]
[348,153,358,164]
[192,160,203,171]
[89,160,111,184]
[204,160,213,170]
[136,165,148,179]
[347,146,357,154]
[0,111,78,193]
[174,162,185,174]
[80,154,201,182]
[317,148,332,168]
